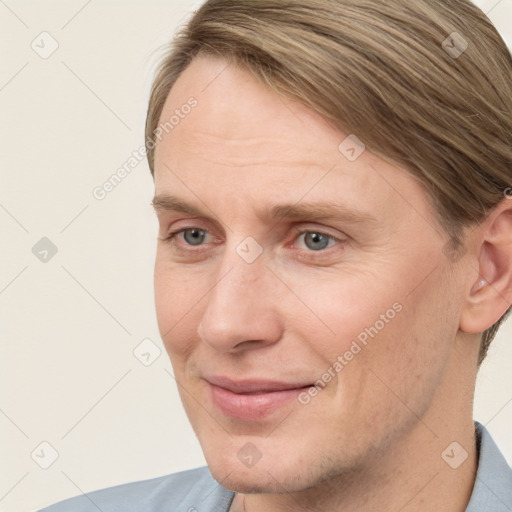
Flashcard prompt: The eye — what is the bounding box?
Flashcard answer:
[182,228,207,245]
[295,230,341,251]
[163,228,212,246]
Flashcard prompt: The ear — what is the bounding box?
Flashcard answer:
[460,198,512,334]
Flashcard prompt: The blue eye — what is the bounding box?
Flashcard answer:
[296,231,339,251]
[163,228,209,246]
[181,228,207,245]
[162,227,342,256]
[304,232,329,251]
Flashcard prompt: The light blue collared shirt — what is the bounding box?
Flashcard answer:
[38,423,511,512]
[466,423,512,511]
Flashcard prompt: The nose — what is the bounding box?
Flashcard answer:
[197,249,283,353]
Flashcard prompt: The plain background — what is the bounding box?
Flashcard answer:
[1,1,511,511]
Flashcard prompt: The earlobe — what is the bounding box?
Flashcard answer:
[459,201,512,334]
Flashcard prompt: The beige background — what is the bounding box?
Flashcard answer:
[0,1,511,511]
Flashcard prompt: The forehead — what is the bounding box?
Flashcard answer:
[155,56,346,167]
[153,56,436,232]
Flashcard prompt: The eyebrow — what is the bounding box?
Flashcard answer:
[151,194,378,225]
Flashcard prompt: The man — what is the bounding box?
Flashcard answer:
[40,0,512,510]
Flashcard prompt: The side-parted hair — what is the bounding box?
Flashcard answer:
[145,0,512,364]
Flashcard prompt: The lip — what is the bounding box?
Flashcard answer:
[205,376,312,421]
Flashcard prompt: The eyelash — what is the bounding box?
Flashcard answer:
[161,229,217,247]
[161,227,344,254]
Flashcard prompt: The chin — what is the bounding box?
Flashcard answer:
[203,444,343,495]
[213,468,284,494]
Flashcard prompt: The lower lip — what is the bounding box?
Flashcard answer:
[209,383,307,421]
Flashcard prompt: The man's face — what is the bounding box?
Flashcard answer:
[153,56,466,493]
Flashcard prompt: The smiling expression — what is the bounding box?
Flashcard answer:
[152,55,468,493]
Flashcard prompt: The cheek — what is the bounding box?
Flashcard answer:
[336,269,458,423]
[153,257,207,358]
[286,270,402,360]
[290,262,452,402]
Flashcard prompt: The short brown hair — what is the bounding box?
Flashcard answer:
[145,0,512,364]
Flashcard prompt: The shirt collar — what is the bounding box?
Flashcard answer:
[465,422,512,511]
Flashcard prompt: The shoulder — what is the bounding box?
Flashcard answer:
[37,466,235,512]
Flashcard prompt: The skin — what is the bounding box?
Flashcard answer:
[152,56,512,512]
